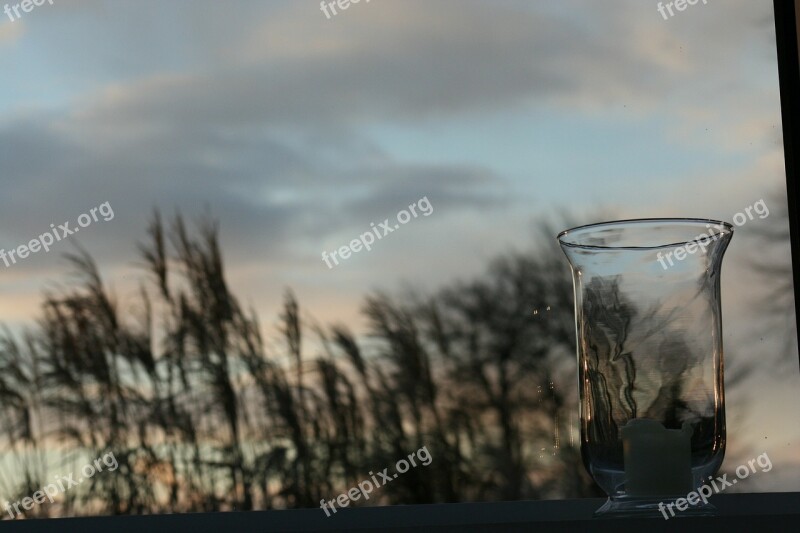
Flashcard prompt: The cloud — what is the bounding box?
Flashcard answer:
[70,0,705,135]
[0,0,784,327]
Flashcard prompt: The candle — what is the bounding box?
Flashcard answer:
[622,418,694,496]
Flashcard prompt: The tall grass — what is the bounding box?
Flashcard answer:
[0,212,600,517]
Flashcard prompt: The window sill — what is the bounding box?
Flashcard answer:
[2,492,798,532]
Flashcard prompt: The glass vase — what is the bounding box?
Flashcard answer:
[557,219,733,518]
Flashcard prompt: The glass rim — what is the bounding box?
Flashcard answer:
[556,218,734,250]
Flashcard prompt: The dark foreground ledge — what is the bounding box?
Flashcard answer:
[2,492,798,532]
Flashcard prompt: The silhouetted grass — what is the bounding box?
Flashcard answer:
[0,212,601,518]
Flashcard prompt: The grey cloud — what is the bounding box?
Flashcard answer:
[0,0,777,278]
[66,0,774,137]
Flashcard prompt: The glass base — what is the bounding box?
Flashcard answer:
[593,497,718,519]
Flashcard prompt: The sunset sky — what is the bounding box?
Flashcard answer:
[1,0,798,492]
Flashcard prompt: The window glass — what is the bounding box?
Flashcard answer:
[0,0,796,518]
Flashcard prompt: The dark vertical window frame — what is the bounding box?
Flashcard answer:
[774,0,800,372]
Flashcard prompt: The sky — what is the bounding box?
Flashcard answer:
[0,0,798,492]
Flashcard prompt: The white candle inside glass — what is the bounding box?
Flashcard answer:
[621,418,694,496]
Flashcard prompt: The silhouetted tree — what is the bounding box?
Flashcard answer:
[0,213,603,518]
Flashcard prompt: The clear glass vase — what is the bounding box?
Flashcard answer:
[557,219,733,518]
